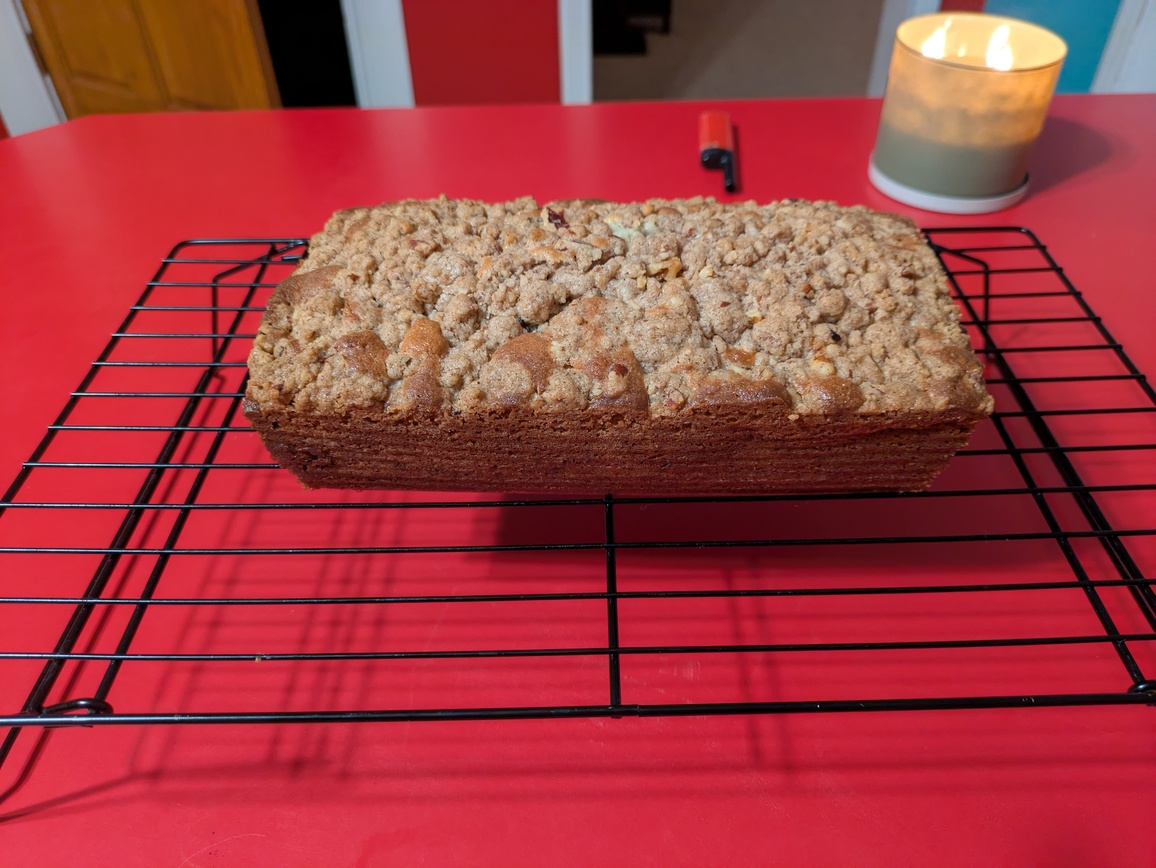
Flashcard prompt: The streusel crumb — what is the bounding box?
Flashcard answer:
[246,197,991,419]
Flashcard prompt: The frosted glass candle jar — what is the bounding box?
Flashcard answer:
[869,12,1066,213]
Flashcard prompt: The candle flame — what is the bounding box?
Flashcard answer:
[920,19,950,59]
[986,24,1013,70]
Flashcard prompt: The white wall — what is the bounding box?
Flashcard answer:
[1093,0,1156,93]
[339,0,415,108]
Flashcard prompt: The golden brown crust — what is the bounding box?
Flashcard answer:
[247,404,981,495]
[244,196,992,493]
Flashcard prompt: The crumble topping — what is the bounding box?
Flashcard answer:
[246,197,991,417]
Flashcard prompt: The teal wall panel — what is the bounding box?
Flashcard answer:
[984,0,1122,92]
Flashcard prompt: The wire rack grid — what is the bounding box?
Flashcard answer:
[1,227,1154,781]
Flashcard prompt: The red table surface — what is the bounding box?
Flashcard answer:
[0,96,1154,865]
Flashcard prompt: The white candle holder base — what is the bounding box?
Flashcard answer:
[868,155,1029,214]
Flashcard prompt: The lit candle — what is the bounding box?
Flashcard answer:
[869,13,1066,213]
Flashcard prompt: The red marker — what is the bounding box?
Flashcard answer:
[699,111,737,193]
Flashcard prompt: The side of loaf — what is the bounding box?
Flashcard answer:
[244,197,992,494]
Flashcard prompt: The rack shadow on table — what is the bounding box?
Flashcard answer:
[1,228,1153,794]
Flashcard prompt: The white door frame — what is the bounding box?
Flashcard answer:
[867,0,939,97]
[558,0,593,104]
[0,0,64,135]
[339,0,415,108]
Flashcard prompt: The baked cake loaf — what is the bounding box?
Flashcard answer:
[244,197,992,494]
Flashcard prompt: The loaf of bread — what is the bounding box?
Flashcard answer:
[244,197,992,494]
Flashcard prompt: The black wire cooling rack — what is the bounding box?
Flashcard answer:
[1,227,1154,782]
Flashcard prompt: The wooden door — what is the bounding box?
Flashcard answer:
[21,0,279,118]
